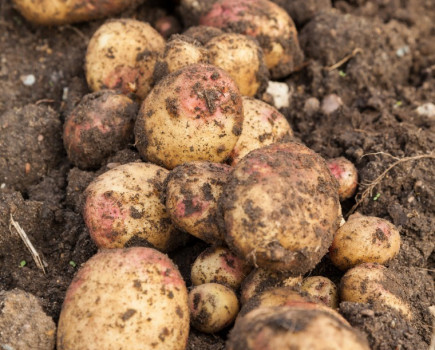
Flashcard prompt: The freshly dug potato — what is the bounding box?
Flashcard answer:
[84,162,188,251]
[12,0,143,26]
[228,97,293,165]
[220,142,341,273]
[329,213,401,270]
[327,157,358,201]
[191,245,252,290]
[301,276,338,309]
[57,247,189,350]
[340,263,412,319]
[85,19,165,99]
[188,283,239,333]
[63,90,138,170]
[205,33,269,97]
[227,306,370,350]
[165,161,230,243]
[134,64,244,169]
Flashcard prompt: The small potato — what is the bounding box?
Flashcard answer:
[63,90,138,170]
[188,283,239,333]
[340,263,412,319]
[301,276,338,309]
[165,161,230,243]
[205,33,269,97]
[84,162,188,251]
[85,19,165,99]
[329,213,401,270]
[327,157,358,201]
[229,97,293,165]
[134,64,244,169]
[57,247,189,350]
[191,246,252,290]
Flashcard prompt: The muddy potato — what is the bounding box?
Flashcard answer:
[220,142,341,273]
[327,157,358,201]
[188,283,239,333]
[329,213,401,270]
[134,64,244,169]
[229,97,293,165]
[84,162,188,251]
[85,19,165,99]
[301,276,338,309]
[191,245,252,290]
[57,247,189,350]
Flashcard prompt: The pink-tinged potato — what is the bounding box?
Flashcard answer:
[57,247,189,350]
[165,162,231,243]
[63,90,138,170]
[191,245,252,290]
[340,263,412,319]
[83,162,188,251]
[12,0,143,25]
[301,276,339,309]
[197,0,304,78]
[134,64,244,169]
[327,157,358,201]
[329,213,401,270]
[205,33,269,97]
[188,283,239,333]
[220,142,341,273]
[229,97,293,165]
[85,19,165,99]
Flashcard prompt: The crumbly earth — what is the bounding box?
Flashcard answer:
[0,0,433,349]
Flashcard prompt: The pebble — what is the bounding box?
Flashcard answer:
[321,94,343,115]
[20,74,35,86]
[416,103,435,118]
[360,309,375,317]
[266,81,291,109]
[303,97,320,116]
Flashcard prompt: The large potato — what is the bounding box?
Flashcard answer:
[57,247,189,350]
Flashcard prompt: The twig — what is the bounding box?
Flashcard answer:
[9,214,47,274]
[360,152,400,161]
[35,99,55,105]
[326,48,363,72]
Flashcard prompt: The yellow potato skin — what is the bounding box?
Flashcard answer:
[301,276,339,309]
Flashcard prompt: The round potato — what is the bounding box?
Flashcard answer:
[57,247,189,350]
[327,157,358,201]
[301,276,338,309]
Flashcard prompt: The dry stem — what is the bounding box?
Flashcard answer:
[325,48,363,72]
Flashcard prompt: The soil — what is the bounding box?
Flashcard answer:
[0,0,434,349]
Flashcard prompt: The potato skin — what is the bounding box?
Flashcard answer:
[301,276,338,309]
[220,142,341,273]
[85,19,165,99]
[57,247,189,350]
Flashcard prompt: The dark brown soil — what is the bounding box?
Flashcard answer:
[0,0,433,349]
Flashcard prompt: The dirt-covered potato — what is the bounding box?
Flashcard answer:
[329,213,401,270]
[134,64,244,169]
[301,276,339,309]
[165,161,230,243]
[220,142,341,273]
[229,97,293,165]
[327,157,358,201]
[205,33,269,97]
[63,90,138,170]
[12,0,143,26]
[57,247,189,350]
[85,19,165,99]
[84,162,188,251]
[191,245,252,290]
[340,263,412,319]
[188,283,239,333]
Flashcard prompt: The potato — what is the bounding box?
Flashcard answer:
[85,19,165,100]
[134,64,244,169]
[12,0,143,26]
[57,247,189,350]
[220,142,341,273]
[165,161,230,243]
[191,245,252,290]
[63,90,138,170]
[205,33,269,97]
[340,263,412,319]
[188,283,239,333]
[301,276,338,309]
[84,162,188,251]
[228,97,293,165]
[326,157,358,201]
[329,213,401,270]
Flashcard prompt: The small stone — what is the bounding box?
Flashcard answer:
[396,46,410,57]
[20,74,36,86]
[321,94,343,115]
[416,103,435,118]
[0,183,5,189]
[360,309,375,317]
[37,134,44,142]
[266,81,291,109]
[303,97,320,116]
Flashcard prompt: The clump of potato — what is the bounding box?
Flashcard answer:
[188,283,239,333]
[191,245,252,290]
[63,90,138,170]
[326,157,358,201]
[134,63,244,169]
[86,19,165,99]
[329,213,401,270]
[83,162,188,251]
[219,142,341,273]
[57,247,189,350]
[301,276,339,309]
